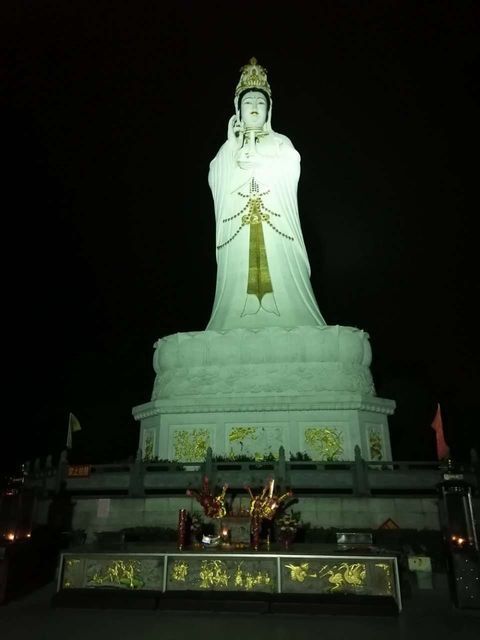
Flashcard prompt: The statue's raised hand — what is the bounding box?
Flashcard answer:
[227,115,244,149]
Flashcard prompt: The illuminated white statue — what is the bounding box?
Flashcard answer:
[207,58,326,330]
[134,58,395,468]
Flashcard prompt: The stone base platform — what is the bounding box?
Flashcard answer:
[151,325,376,399]
[134,395,395,463]
[133,325,395,462]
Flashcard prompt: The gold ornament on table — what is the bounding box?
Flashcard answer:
[246,478,293,521]
[186,476,229,519]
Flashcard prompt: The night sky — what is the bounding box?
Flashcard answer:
[2,1,479,473]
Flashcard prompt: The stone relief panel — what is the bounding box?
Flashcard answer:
[62,556,165,590]
[167,556,277,592]
[226,424,285,459]
[368,427,383,461]
[303,427,344,461]
[170,427,212,462]
[143,428,156,461]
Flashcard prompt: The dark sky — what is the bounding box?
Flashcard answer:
[2,1,479,472]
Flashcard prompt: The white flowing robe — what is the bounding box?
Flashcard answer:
[206,130,326,331]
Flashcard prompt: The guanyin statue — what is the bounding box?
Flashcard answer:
[134,58,394,465]
[207,57,326,331]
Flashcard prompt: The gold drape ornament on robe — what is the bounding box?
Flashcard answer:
[217,180,294,305]
[243,196,273,300]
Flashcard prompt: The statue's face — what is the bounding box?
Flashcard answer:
[240,91,268,129]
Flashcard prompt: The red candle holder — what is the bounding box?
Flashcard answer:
[251,514,261,551]
[177,508,187,550]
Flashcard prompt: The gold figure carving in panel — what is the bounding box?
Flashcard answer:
[305,427,343,461]
[89,560,144,589]
[199,559,229,588]
[285,562,318,582]
[66,559,80,568]
[368,429,383,460]
[285,561,366,592]
[234,562,272,590]
[171,560,189,582]
[144,430,155,461]
[375,562,393,593]
[173,428,210,462]
[63,558,81,589]
[229,426,258,444]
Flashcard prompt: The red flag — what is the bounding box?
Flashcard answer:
[431,403,450,460]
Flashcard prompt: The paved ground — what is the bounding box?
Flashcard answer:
[1,575,479,640]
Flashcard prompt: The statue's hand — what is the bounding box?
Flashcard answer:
[237,158,259,170]
[228,115,244,149]
[236,147,264,170]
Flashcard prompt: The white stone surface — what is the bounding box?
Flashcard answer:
[67,495,440,542]
[151,325,374,399]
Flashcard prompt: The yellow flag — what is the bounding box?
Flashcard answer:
[66,412,82,448]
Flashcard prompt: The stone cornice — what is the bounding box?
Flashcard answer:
[132,393,396,420]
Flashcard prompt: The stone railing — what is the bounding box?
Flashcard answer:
[22,447,479,499]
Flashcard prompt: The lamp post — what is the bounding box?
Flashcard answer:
[437,462,480,609]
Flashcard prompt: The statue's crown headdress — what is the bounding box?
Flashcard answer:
[235,57,271,98]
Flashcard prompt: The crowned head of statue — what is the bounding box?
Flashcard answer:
[235,57,272,131]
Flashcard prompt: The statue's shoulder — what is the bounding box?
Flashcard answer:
[209,141,230,169]
[273,132,294,148]
[271,132,300,161]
